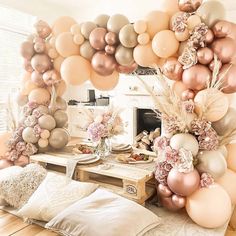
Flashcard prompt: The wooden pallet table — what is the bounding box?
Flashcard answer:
[30,152,156,205]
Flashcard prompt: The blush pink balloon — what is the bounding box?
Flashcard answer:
[31,71,45,87]
[167,168,200,197]
[197,47,214,65]
[105,32,118,46]
[91,51,116,76]
[171,194,186,208]
[162,57,183,81]
[31,54,52,73]
[20,41,35,60]
[157,183,173,197]
[116,62,138,74]
[89,27,107,50]
[0,159,13,170]
[181,89,195,101]
[105,45,116,55]
[204,29,214,44]
[218,64,236,93]
[159,195,181,211]
[23,59,34,73]
[43,69,61,86]
[211,37,236,64]
[182,64,211,91]
[14,155,29,167]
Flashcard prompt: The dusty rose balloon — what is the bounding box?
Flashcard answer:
[105,32,118,46]
[162,57,183,81]
[31,54,52,73]
[23,59,34,73]
[0,159,13,170]
[204,29,214,44]
[167,168,200,197]
[211,37,236,64]
[197,47,214,65]
[218,64,236,93]
[157,183,173,197]
[20,41,35,60]
[89,27,107,50]
[116,62,138,74]
[171,194,186,208]
[105,45,116,55]
[31,71,45,87]
[43,69,61,86]
[178,0,202,12]
[91,51,116,76]
[209,59,222,71]
[14,155,29,167]
[159,196,181,211]
[34,20,51,39]
[181,89,195,101]
[182,64,211,91]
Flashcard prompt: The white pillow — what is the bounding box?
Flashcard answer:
[18,172,98,222]
[46,189,161,236]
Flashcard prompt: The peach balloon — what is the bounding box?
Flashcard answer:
[137,33,150,45]
[217,169,236,204]
[55,32,80,58]
[226,143,236,172]
[133,43,160,67]
[186,184,232,228]
[182,64,211,90]
[175,28,190,42]
[90,70,119,91]
[134,20,147,34]
[162,57,183,81]
[197,47,214,65]
[145,11,170,38]
[28,88,51,104]
[52,16,77,36]
[172,81,189,97]
[0,132,11,157]
[21,80,38,95]
[152,30,179,58]
[60,55,91,85]
[70,24,81,35]
[187,15,201,30]
[53,56,65,72]
[157,0,180,16]
[48,48,59,59]
[73,34,84,45]
[21,72,31,84]
[0,159,13,170]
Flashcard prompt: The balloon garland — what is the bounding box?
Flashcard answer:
[0,0,236,229]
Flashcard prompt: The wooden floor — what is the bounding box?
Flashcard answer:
[0,210,59,236]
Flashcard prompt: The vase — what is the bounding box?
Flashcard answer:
[95,137,111,159]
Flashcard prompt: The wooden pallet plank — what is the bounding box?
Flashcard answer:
[11,225,46,236]
[0,218,28,236]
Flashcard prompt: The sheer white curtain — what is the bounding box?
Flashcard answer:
[0,5,35,133]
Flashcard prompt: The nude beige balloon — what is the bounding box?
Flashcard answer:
[186,184,231,228]
[28,88,51,105]
[70,24,81,35]
[107,14,129,34]
[49,128,69,149]
[134,20,147,34]
[152,30,179,58]
[146,11,170,38]
[73,34,84,45]
[94,14,110,28]
[137,33,150,45]
[80,41,96,61]
[22,127,39,144]
[119,24,138,48]
[158,0,180,16]
[175,28,190,42]
[80,21,97,39]
[60,55,91,85]
[52,16,77,36]
[38,115,56,131]
[115,45,134,66]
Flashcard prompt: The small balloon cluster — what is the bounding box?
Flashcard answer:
[0,21,70,168]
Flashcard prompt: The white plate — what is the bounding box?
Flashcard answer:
[128,156,154,164]
[73,155,101,164]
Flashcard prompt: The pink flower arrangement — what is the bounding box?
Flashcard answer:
[87,122,108,142]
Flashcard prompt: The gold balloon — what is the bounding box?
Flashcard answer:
[115,45,134,66]
[119,24,138,48]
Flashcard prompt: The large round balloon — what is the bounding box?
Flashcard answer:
[107,14,129,34]
[16,93,28,106]
[90,70,119,91]
[22,127,40,143]
[56,97,68,110]
[31,54,52,73]
[186,184,231,228]
[28,88,50,105]
[119,24,138,48]
[133,43,160,67]
[38,114,56,131]
[91,51,116,76]
[196,150,227,179]
[89,27,107,50]
[115,45,134,66]
[217,169,236,204]
[80,40,96,61]
[31,71,45,87]
[226,143,236,172]
[94,14,110,28]
[162,57,183,81]
[52,16,77,36]
[49,128,69,149]
[53,110,68,128]
[145,11,170,38]
[152,30,179,58]
[55,32,80,57]
[60,55,91,85]
[21,80,38,96]
[80,21,97,39]
[20,41,35,60]
[53,56,64,72]
[157,0,180,15]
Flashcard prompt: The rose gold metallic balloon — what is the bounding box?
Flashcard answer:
[23,59,34,73]
[181,89,195,101]
[89,27,107,50]
[159,195,181,211]
[31,71,45,87]
[20,41,35,60]
[204,29,214,44]
[172,194,186,208]
[178,0,202,12]
[212,20,234,39]
[34,20,51,39]
[116,62,138,74]
[197,47,214,65]
[91,51,116,76]
[218,64,236,94]
[31,54,52,73]
[167,168,200,197]
[105,32,118,45]
[105,45,116,55]
[182,64,211,91]
[211,37,236,64]
[162,57,183,81]
[34,42,45,53]
[157,183,173,197]
[209,59,222,71]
